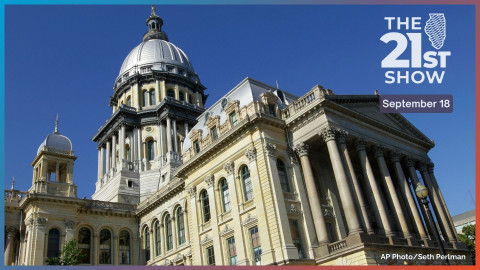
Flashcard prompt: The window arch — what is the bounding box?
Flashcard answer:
[144,227,150,262]
[119,230,131,265]
[179,92,185,102]
[201,190,211,223]
[154,220,161,256]
[147,139,155,161]
[241,166,253,201]
[276,159,291,192]
[220,178,231,213]
[99,229,112,264]
[165,214,173,251]
[78,227,91,264]
[47,228,60,258]
[177,207,185,245]
[142,90,148,107]
[167,89,175,99]
[149,90,156,106]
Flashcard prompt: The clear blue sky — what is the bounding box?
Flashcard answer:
[4,5,475,216]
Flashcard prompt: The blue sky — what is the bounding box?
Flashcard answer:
[4,5,475,216]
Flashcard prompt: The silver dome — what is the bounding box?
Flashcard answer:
[117,39,194,82]
[37,133,73,155]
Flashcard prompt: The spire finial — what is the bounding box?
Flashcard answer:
[151,5,156,16]
[11,176,15,190]
[54,113,59,133]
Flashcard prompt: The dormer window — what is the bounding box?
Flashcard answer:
[210,127,218,141]
[268,104,276,117]
[229,112,238,127]
[193,140,200,154]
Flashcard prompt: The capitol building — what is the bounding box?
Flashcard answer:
[4,6,472,266]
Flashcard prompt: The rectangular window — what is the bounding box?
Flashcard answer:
[193,140,200,154]
[210,126,218,141]
[229,112,238,127]
[289,219,305,259]
[206,246,215,265]
[250,227,262,265]
[268,104,276,116]
[227,237,237,265]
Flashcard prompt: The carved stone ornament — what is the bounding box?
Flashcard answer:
[65,219,76,230]
[374,145,385,158]
[220,224,234,237]
[288,204,301,214]
[36,217,47,226]
[201,234,213,246]
[404,157,415,168]
[287,147,298,164]
[241,213,258,227]
[245,147,257,161]
[428,162,435,174]
[224,161,234,175]
[188,186,197,198]
[323,208,335,218]
[335,129,348,145]
[174,253,185,263]
[6,226,18,237]
[390,151,401,163]
[354,138,367,152]
[294,142,309,157]
[417,162,429,172]
[320,126,338,142]
[204,175,214,187]
[265,143,277,157]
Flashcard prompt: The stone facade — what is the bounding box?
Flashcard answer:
[4,6,473,266]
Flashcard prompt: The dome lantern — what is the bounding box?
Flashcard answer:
[143,5,169,42]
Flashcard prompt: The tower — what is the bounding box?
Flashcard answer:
[30,115,77,198]
[92,6,207,204]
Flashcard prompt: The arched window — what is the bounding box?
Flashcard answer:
[189,95,193,104]
[142,91,148,107]
[127,96,131,107]
[125,144,131,161]
[147,140,155,161]
[47,228,60,258]
[165,214,173,251]
[167,89,175,99]
[201,190,211,223]
[78,227,91,264]
[179,92,185,102]
[149,90,156,106]
[144,227,150,262]
[177,207,185,245]
[154,221,161,256]
[119,230,131,265]
[99,229,112,264]
[241,166,253,201]
[220,178,231,212]
[276,159,291,192]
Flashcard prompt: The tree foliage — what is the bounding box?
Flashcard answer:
[45,239,86,265]
[458,224,475,251]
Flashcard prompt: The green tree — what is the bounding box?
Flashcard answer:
[46,239,86,265]
[458,224,475,251]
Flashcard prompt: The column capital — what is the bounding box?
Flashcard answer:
[354,138,367,152]
[204,174,214,188]
[188,186,197,198]
[335,129,348,145]
[373,145,385,158]
[428,162,435,173]
[319,126,337,142]
[287,147,298,164]
[6,226,18,238]
[245,146,257,161]
[294,142,309,157]
[65,219,76,230]
[264,142,277,157]
[403,157,416,168]
[224,161,234,175]
[389,150,401,163]
[35,217,47,227]
[417,161,429,172]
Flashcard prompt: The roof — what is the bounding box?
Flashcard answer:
[452,209,476,225]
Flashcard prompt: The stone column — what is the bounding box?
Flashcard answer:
[166,117,172,153]
[184,123,189,135]
[157,122,163,159]
[32,217,47,265]
[336,132,373,234]
[374,146,411,238]
[404,158,435,239]
[100,146,105,178]
[97,148,102,180]
[294,142,329,245]
[93,231,99,265]
[112,134,117,171]
[106,140,111,175]
[428,163,457,241]
[55,161,60,182]
[136,128,143,171]
[263,143,298,261]
[419,163,455,242]
[390,153,428,240]
[354,138,393,236]
[172,119,178,153]
[188,187,202,264]
[64,219,75,243]
[320,127,362,235]
[4,226,17,265]
[155,79,161,104]
[112,235,118,265]
[224,161,249,265]
[119,126,125,166]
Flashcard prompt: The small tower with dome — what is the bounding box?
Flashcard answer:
[30,115,77,198]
